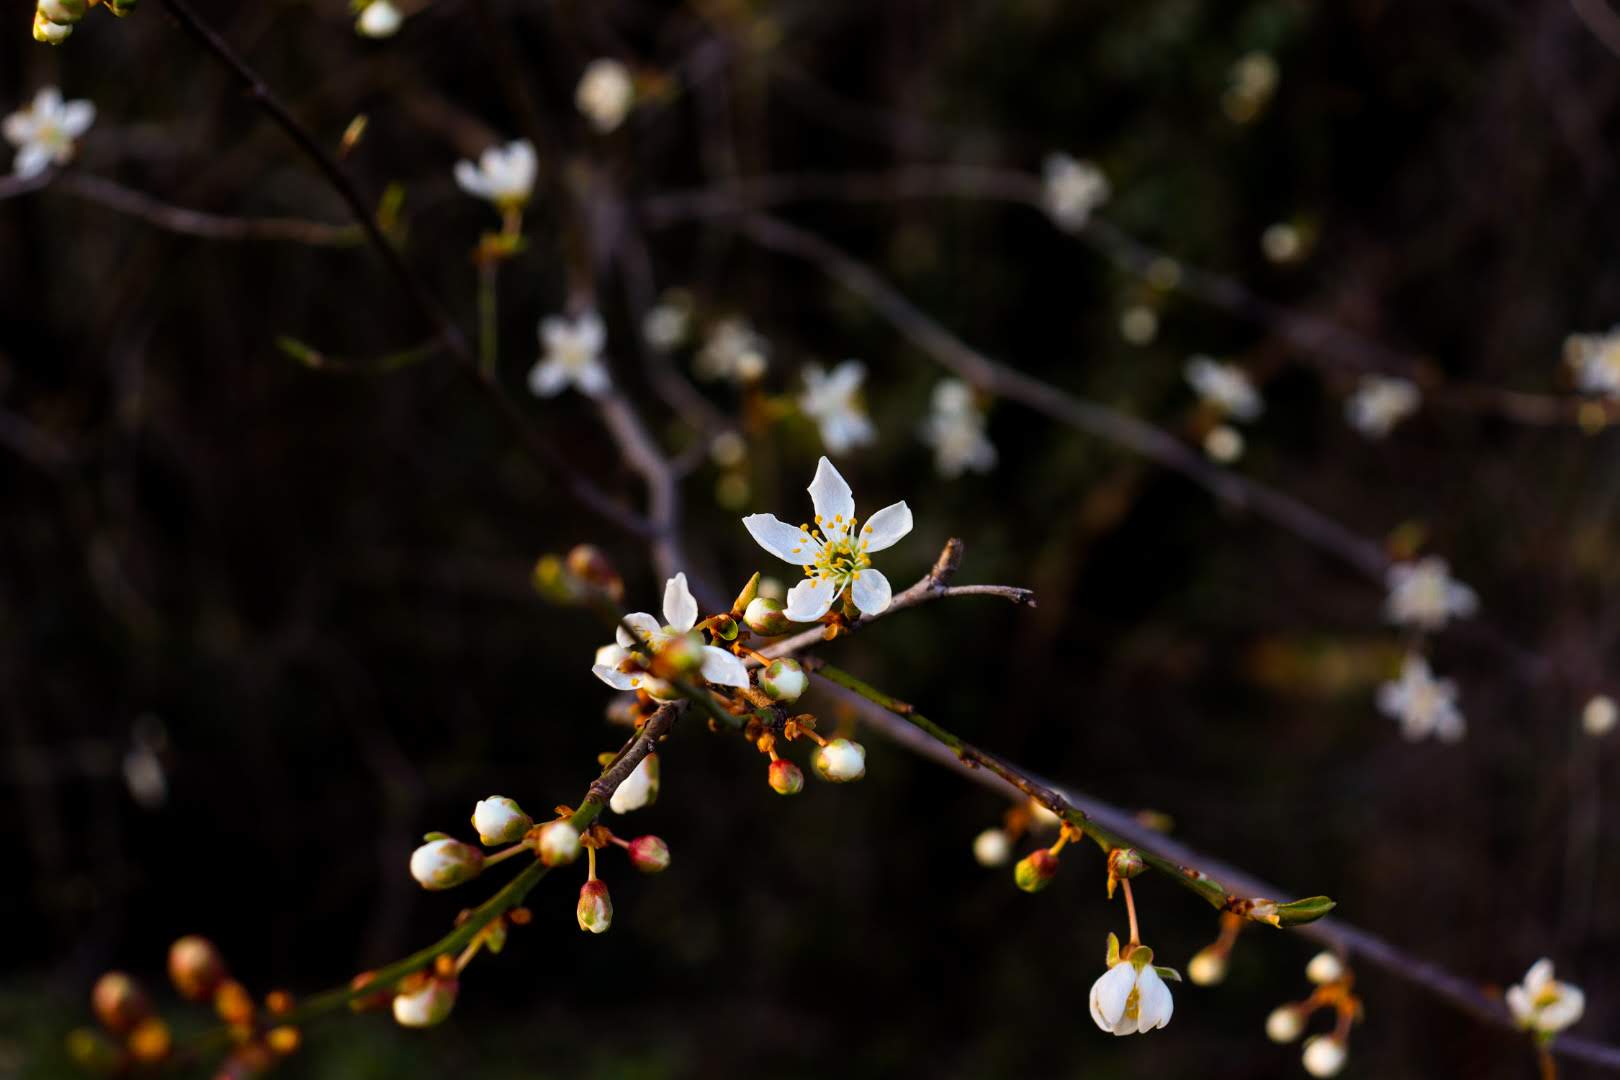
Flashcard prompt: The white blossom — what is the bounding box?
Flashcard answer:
[609,753,659,814]
[695,317,768,382]
[576,59,635,134]
[452,139,537,211]
[1507,958,1585,1037]
[355,0,404,38]
[1583,694,1617,737]
[800,361,876,455]
[920,379,996,478]
[1565,327,1620,399]
[1376,653,1464,743]
[742,457,913,621]
[1346,374,1420,439]
[3,87,94,179]
[591,572,749,698]
[1384,556,1477,631]
[529,310,610,398]
[1043,153,1110,231]
[1185,356,1263,421]
[1089,959,1173,1036]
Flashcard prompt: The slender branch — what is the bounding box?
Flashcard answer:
[51,172,360,246]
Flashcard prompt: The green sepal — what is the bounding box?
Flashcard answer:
[1153,965,1182,983]
[422,831,452,842]
[1105,932,1121,967]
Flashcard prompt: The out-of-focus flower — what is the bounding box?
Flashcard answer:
[592,572,750,696]
[1507,958,1585,1037]
[811,737,866,782]
[576,59,634,133]
[920,378,996,478]
[1187,947,1227,986]
[643,292,691,351]
[355,1,404,38]
[392,978,456,1028]
[1266,1004,1304,1043]
[973,827,1011,867]
[743,457,913,621]
[1565,327,1620,399]
[4,87,94,178]
[452,139,536,211]
[800,361,876,455]
[1305,952,1345,985]
[1043,153,1110,231]
[1261,222,1304,264]
[1301,1034,1347,1077]
[168,937,226,1002]
[1223,51,1279,123]
[1186,356,1263,421]
[91,973,152,1034]
[1583,694,1617,737]
[1376,653,1464,743]
[1089,951,1174,1036]
[530,310,610,398]
[627,835,670,873]
[609,753,661,814]
[1346,374,1420,439]
[409,839,484,890]
[1203,424,1245,463]
[1384,556,1478,631]
[695,317,768,382]
[1119,305,1159,345]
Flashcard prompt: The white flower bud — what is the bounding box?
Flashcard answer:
[1583,694,1617,737]
[356,0,403,37]
[1302,1035,1347,1077]
[609,753,660,814]
[1265,1004,1304,1044]
[408,839,483,890]
[744,597,792,636]
[972,827,1011,867]
[392,978,456,1028]
[1187,947,1228,986]
[39,0,86,24]
[1305,951,1345,985]
[33,12,73,43]
[577,880,613,933]
[576,58,635,134]
[1203,424,1245,463]
[536,820,581,866]
[470,796,531,846]
[759,658,808,703]
[811,738,866,782]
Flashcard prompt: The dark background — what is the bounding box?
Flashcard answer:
[4,0,1620,1076]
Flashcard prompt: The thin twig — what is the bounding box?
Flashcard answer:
[54,173,360,246]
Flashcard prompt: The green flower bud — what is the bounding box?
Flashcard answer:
[1014,848,1059,893]
[38,0,86,24]
[392,977,457,1028]
[768,758,804,795]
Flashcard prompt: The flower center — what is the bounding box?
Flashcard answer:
[801,516,872,585]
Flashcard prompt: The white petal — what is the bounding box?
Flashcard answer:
[34,88,62,118]
[663,573,699,632]
[1134,966,1174,1030]
[574,310,606,354]
[1506,985,1532,1025]
[454,159,490,199]
[828,359,867,393]
[849,569,892,616]
[860,501,912,553]
[13,144,51,179]
[743,514,815,565]
[1540,986,1585,1031]
[592,664,636,691]
[1524,959,1554,994]
[784,576,840,622]
[616,612,661,648]
[700,646,749,688]
[59,100,95,138]
[573,359,611,397]
[527,358,569,397]
[1091,964,1136,1029]
[807,456,855,529]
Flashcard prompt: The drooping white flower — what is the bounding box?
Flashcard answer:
[1565,327,1620,399]
[452,139,537,211]
[1376,653,1464,743]
[1346,374,1420,439]
[800,361,876,455]
[1583,694,1617,737]
[1301,1034,1347,1077]
[609,753,660,814]
[591,572,749,698]
[3,87,94,179]
[1384,556,1478,631]
[1507,958,1585,1037]
[695,317,768,382]
[742,457,913,621]
[575,58,635,134]
[920,379,996,478]
[355,0,404,38]
[530,310,610,398]
[1089,956,1174,1036]
[1043,153,1110,231]
[1185,356,1263,421]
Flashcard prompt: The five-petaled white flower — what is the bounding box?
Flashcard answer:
[1384,556,1477,631]
[4,87,94,180]
[1043,153,1110,231]
[1185,356,1263,421]
[591,572,749,698]
[800,361,876,455]
[355,0,404,37]
[920,379,996,478]
[695,317,768,382]
[453,139,537,211]
[1565,327,1620,399]
[1346,374,1420,439]
[530,310,611,398]
[1089,956,1174,1036]
[743,457,913,622]
[1376,653,1464,743]
[576,58,635,134]
[1507,958,1585,1037]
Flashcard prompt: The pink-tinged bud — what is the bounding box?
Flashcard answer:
[609,753,660,814]
[768,758,804,795]
[627,835,671,873]
[577,879,613,933]
[1014,848,1060,893]
[409,839,484,890]
[565,544,623,600]
[90,972,151,1035]
[811,738,866,782]
[744,597,792,636]
[537,820,582,866]
[471,796,532,846]
[392,978,457,1028]
[167,935,227,1002]
[760,658,808,703]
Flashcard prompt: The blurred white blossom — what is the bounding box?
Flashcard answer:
[642,292,691,351]
[1119,305,1159,345]
[576,59,634,134]
[1565,327,1620,398]
[1507,959,1584,1037]
[1301,1034,1347,1077]
[1583,694,1617,737]
[1346,374,1420,439]
[609,753,660,814]
[530,310,610,398]
[355,1,404,38]
[1223,51,1279,123]
[1376,653,1464,742]
[920,379,996,478]
[800,361,876,455]
[972,827,1011,867]
[1261,222,1303,263]
[1202,424,1245,463]
[1384,556,1477,631]
[453,139,537,211]
[695,317,768,382]
[1042,153,1110,231]
[1185,356,1263,421]
[4,87,94,179]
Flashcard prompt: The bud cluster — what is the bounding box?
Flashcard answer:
[1263,951,1361,1077]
